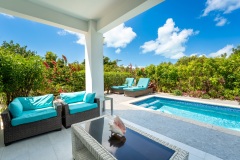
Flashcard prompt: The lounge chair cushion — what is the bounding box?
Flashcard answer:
[125,78,134,86]
[68,102,97,114]
[137,78,150,89]
[18,94,54,111]
[8,98,23,118]
[111,78,134,90]
[60,91,86,104]
[83,93,96,103]
[11,107,57,126]
[111,86,126,89]
[123,87,146,91]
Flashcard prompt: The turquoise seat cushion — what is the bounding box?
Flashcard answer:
[8,98,23,118]
[113,78,134,88]
[11,107,57,126]
[123,87,146,91]
[68,102,97,114]
[137,78,150,89]
[126,78,134,86]
[111,86,126,89]
[60,91,86,104]
[83,93,96,103]
[18,94,54,111]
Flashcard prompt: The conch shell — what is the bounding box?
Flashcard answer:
[109,116,126,136]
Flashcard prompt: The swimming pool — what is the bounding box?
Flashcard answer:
[131,96,240,132]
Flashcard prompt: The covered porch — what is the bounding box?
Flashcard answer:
[0,1,236,160]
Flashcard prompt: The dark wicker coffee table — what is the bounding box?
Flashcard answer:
[72,116,189,160]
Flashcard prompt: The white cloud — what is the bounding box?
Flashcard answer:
[214,16,228,26]
[58,29,85,45]
[1,13,14,19]
[115,48,121,54]
[208,45,234,57]
[57,30,67,36]
[104,23,136,52]
[202,0,240,16]
[140,18,198,59]
[57,23,136,53]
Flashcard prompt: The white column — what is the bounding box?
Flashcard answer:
[84,20,104,100]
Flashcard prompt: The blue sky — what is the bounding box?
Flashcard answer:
[0,0,240,67]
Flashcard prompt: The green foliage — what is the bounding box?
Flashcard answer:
[173,90,182,96]
[135,46,240,100]
[1,40,240,104]
[1,41,36,57]
[0,48,44,104]
[45,51,58,68]
[104,72,131,93]
[0,75,3,93]
[155,63,178,92]
[202,94,210,99]
[42,58,84,95]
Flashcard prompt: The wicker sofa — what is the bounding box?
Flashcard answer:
[59,91,100,128]
[1,94,62,146]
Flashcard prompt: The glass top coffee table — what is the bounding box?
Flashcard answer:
[72,116,188,160]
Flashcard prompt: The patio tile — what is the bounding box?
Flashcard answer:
[0,147,3,159]
[1,140,29,160]
[52,140,72,160]
[48,129,70,146]
[204,153,222,160]
[188,154,204,160]
[63,127,72,136]
[26,134,52,150]
[26,134,58,160]
[28,145,57,160]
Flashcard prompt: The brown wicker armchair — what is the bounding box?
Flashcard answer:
[1,104,62,146]
[61,98,100,128]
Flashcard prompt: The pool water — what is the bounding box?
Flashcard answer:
[131,97,240,131]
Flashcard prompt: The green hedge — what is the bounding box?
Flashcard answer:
[104,72,131,93]
[0,50,44,104]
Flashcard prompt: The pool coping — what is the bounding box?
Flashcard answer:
[121,94,240,137]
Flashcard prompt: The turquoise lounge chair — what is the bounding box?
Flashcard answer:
[111,78,134,94]
[123,78,152,97]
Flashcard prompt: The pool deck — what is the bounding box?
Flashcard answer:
[107,93,240,160]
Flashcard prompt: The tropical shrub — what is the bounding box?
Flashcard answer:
[41,55,85,95]
[1,40,240,104]
[0,49,44,104]
[173,90,182,96]
[202,94,210,99]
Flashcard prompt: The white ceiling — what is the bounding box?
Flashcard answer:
[30,0,125,21]
[0,0,164,34]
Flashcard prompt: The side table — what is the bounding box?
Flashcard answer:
[102,96,113,115]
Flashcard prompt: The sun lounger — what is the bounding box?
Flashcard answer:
[123,78,152,97]
[111,78,134,94]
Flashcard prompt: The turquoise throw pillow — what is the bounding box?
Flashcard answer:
[83,93,96,103]
[60,91,86,104]
[18,94,54,110]
[8,98,23,118]
[30,94,54,109]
